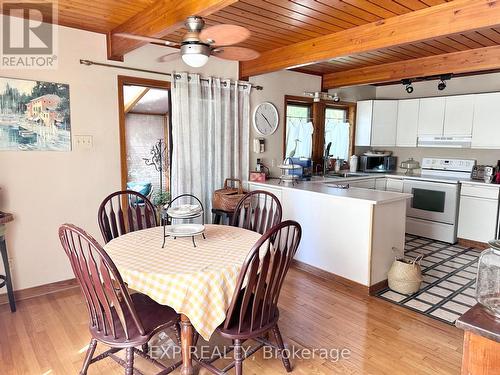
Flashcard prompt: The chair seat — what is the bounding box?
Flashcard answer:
[90,292,178,347]
[217,308,280,340]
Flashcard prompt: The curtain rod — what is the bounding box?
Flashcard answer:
[79,59,263,90]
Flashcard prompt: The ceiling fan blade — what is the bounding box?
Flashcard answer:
[157,52,181,62]
[200,24,251,46]
[114,33,180,47]
[212,47,260,61]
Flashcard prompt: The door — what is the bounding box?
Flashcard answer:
[417,97,445,136]
[371,100,398,147]
[443,95,474,136]
[472,92,500,148]
[355,100,372,146]
[403,180,458,224]
[396,99,419,147]
[458,196,498,243]
[118,76,171,204]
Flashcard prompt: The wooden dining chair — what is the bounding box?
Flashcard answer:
[98,190,158,243]
[58,224,181,375]
[231,190,282,234]
[197,220,302,375]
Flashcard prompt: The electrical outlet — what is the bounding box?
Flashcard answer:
[74,135,93,150]
[8,257,13,271]
[271,159,276,168]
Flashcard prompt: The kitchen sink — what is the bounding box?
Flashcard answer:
[325,172,370,178]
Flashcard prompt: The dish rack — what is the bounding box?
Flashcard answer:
[161,194,206,248]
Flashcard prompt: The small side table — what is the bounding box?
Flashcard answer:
[0,212,15,312]
[456,304,500,374]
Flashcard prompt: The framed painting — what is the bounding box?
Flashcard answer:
[0,77,71,151]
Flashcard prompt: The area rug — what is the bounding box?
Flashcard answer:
[376,234,481,325]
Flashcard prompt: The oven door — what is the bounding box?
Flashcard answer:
[403,180,458,224]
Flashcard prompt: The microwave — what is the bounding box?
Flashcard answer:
[360,155,397,173]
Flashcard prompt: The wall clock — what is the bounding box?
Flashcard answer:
[253,102,279,136]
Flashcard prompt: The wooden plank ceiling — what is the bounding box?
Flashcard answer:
[10,0,500,88]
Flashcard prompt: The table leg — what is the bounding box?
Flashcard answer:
[0,233,16,312]
[180,314,195,375]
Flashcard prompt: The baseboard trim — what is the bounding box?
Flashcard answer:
[369,279,388,295]
[0,278,78,306]
[291,259,369,294]
[458,238,489,251]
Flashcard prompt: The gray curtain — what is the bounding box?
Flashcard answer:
[170,72,251,219]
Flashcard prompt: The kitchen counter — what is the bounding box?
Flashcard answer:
[248,177,412,205]
[247,178,408,290]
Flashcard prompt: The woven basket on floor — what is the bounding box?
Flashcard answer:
[387,254,423,295]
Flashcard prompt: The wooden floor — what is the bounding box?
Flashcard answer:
[0,267,463,375]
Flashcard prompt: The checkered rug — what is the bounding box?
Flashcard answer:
[376,235,480,325]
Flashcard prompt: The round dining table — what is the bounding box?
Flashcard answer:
[104,224,262,375]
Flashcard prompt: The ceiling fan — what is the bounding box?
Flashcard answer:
[115,16,260,68]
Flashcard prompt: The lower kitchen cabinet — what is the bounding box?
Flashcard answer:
[375,178,387,191]
[458,183,499,243]
[386,178,404,192]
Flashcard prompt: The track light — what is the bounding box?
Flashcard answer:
[437,74,451,91]
[402,79,414,94]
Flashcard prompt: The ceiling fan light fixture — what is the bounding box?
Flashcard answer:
[181,44,211,67]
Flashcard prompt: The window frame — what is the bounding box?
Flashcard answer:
[283,95,356,167]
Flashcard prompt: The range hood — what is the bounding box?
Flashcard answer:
[417,135,472,148]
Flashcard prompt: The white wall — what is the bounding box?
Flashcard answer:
[249,71,322,177]
[0,18,238,292]
[376,72,500,99]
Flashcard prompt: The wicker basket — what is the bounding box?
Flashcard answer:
[212,178,247,212]
[387,254,423,295]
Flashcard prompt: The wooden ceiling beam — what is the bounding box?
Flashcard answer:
[322,45,500,89]
[107,0,239,61]
[239,0,500,78]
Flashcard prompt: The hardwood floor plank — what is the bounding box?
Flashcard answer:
[0,267,462,374]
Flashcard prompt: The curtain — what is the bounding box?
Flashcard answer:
[170,73,251,218]
[285,119,314,158]
[325,119,350,160]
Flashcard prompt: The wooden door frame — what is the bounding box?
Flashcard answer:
[117,75,171,191]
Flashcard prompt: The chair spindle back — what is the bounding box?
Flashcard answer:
[231,190,282,234]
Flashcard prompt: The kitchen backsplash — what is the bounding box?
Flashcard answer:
[355,146,500,172]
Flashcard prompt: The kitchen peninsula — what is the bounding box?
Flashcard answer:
[248,178,412,292]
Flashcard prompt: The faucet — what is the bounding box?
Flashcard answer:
[323,142,332,176]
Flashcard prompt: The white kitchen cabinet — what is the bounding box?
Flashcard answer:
[472,92,500,149]
[386,178,404,192]
[443,95,474,136]
[355,100,373,146]
[417,97,446,136]
[396,99,419,147]
[375,178,387,191]
[458,183,499,243]
[371,100,398,147]
[350,179,376,189]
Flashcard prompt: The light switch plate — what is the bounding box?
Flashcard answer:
[74,135,93,150]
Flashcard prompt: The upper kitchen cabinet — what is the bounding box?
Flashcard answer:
[355,100,398,147]
[396,99,419,147]
[417,97,445,136]
[443,95,474,136]
[472,92,500,149]
[355,100,373,146]
[371,100,398,147]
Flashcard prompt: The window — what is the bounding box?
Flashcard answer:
[285,103,313,158]
[324,107,349,160]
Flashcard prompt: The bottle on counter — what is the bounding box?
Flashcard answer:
[349,155,358,173]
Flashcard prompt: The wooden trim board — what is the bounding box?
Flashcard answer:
[458,238,489,250]
[292,259,369,295]
[0,278,78,306]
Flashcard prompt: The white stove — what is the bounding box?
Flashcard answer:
[404,158,476,243]
[420,158,476,180]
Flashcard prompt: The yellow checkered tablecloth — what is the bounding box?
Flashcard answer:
[104,224,261,340]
